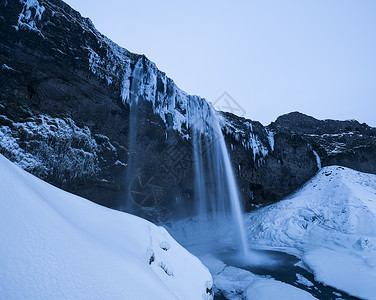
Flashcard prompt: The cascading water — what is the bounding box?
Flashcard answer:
[124,59,144,212]
[191,104,249,257]
[121,58,249,258]
[211,107,249,256]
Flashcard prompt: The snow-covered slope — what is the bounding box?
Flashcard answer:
[246,166,376,299]
[0,154,213,299]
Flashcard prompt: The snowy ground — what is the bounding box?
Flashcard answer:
[246,166,376,300]
[0,154,213,300]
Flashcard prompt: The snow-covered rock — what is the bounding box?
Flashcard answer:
[246,165,376,299]
[0,154,213,299]
[0,114,100,179]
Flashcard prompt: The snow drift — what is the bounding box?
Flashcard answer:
[246,166,376,299]
[0,154,213,299]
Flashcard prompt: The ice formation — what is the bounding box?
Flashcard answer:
[16,0,45,34]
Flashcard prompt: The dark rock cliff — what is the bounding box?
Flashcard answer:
[1,0,375,221]
[271,112,376,174]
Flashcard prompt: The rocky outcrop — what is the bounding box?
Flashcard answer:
[271,112,376,174]
[1,0,375,221]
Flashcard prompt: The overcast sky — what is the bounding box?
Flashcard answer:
[65,0,376,126]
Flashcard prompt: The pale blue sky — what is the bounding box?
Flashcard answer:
[65,0,376,126]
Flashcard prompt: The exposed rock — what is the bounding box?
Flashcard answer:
[271,112,376,174]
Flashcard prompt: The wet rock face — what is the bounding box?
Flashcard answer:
[1,1,375,221]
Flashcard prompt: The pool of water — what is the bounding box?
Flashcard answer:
[212,248,360,300]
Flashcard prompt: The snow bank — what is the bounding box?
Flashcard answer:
[303,248,376,299]
[0,154,213,299]
[246,166,376,299]
[246,278,316,300]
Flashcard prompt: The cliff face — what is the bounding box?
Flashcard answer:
[1,0,375,221]
[271,112,376,174]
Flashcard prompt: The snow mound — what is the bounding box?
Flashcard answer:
[246,166,376,299]
[0,154,213,299]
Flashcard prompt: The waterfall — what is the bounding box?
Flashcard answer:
[312,150,322,170]
[191,104,249,256]
[121,60,249,256]
[124,59,144,212]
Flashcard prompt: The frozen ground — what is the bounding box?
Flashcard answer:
[0,154,213,300]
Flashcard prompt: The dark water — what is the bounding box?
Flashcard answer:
[213,248,360,300]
